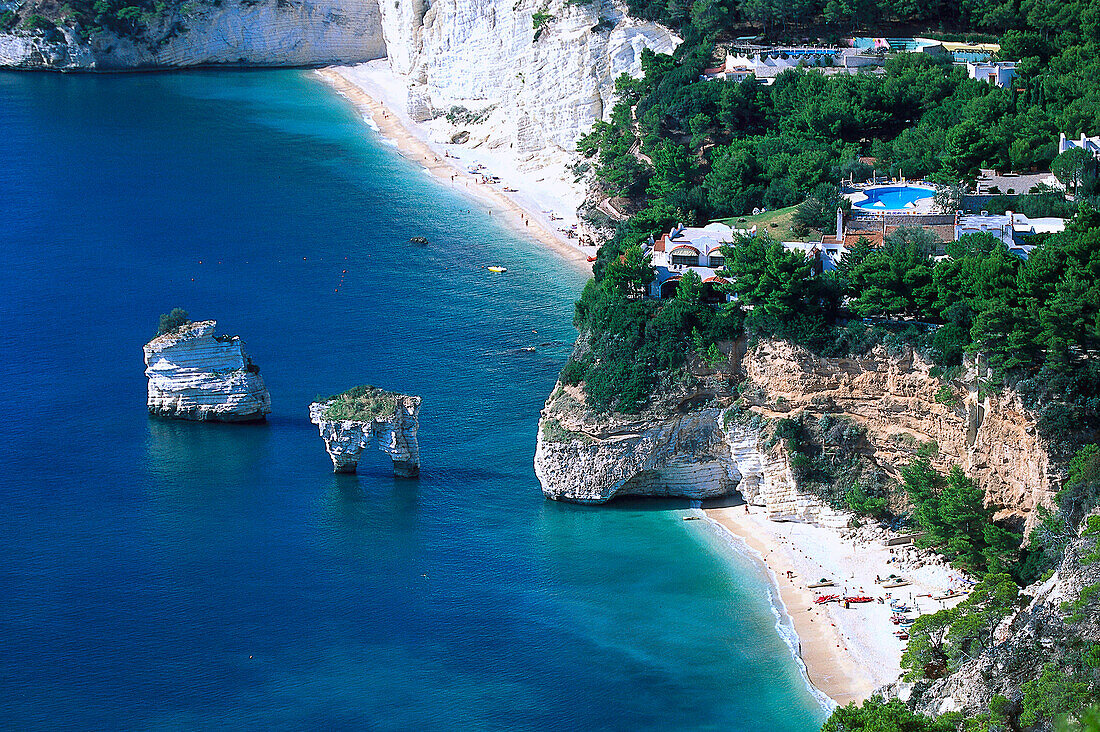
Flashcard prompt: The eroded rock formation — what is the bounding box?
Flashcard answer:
[309,391,421,477]
[143,320,271,422]
[535,338,1057,530]
[0,0,387,69]
[738,340,1056,529]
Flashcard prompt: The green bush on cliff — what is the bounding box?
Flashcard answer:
[318,385,399,422]
[156,307,191,336]
[823,696,960,732]
[572,253,742,413]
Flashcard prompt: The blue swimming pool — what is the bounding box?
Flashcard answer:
[853,185,936,210]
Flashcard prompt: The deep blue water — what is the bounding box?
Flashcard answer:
[0,70,827,730]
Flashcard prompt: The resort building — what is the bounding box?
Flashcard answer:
[1059,132,1100,158]
[954,212,1066,258]
[648,223,743,299]
[648,222,831,299]
[966,61,1017,88]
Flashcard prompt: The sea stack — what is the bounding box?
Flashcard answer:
[143,320,271,422]
[309,386,421,478]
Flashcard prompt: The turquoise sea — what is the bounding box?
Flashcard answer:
[0,69,827,730]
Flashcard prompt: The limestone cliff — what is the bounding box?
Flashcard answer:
[535,339,1057,529]
[376,0,679,161]
[0,0,386,69]
[143,320,271,422]
[737,340,1056,531]
[309,389,420,477]
[1,0,676,173]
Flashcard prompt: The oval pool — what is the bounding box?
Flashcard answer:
[852,185,936,210]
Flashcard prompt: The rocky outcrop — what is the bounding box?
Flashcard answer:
[535,339,1056,528]
[535,387,737,502]
[377,0,679,159]
[0,0,386,69]
[886,522,1100,720]
[143,320,271,422]
[309,391,420,477]
[738,340,1056,530]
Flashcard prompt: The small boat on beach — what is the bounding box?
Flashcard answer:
[814,594,840,604]
[844,595,874,603]
[894,630,910,640]
[586,255,597,262]
[807,578,836,589]
[933,589,967,601]
[882,577,910,588]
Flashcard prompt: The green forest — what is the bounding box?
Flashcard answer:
[568,0,1100,728]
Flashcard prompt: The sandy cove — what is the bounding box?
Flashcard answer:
[316,61,973,711]
[705,505,970,708]
[315,64,594,271]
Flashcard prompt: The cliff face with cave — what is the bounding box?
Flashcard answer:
[535,338,1057,531]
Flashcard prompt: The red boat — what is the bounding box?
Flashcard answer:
[814,594,840,604]
[586,255,597,262]
[844,595,875,603]
[894,631,910,640]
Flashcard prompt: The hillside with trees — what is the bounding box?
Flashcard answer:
[568,0,1100,727]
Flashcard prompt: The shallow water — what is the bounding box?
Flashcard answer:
[0,69,827,730]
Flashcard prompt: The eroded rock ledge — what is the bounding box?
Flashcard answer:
[309,386,420,477]
[535,338,1056,530]
[143,320,271,422]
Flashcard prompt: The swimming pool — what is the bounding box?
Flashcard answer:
[852,185,937,210]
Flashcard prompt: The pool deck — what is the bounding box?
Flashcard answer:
[843,182,939,214]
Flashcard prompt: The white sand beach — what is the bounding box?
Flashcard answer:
[317,62,596,270]
[706,504,971,707]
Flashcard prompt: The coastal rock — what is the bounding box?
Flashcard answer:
[143,320,271,422]
[0,0,386,69]
[376,0,680,160]
[309,389,421,477]
[739,340,1056,531]
[534,377,741,502]
[536,338,1055,529]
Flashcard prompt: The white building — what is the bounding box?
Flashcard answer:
[648,222,828,299]
[953,211,1065,259]
[966,61,1017,88]
[1059,132,1100,158]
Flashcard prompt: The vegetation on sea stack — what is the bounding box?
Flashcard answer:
[156,308,191,336]
[317,385,401,422]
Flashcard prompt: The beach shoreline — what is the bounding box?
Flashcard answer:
[704,506,876,709]
[701,503,971,709]
[315,65,596,272]
[316,60,953,713]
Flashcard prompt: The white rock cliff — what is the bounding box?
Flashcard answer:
[0,0,677,165]
[143,320,272,422]
[0,0,387,69]
[309,395,421,477]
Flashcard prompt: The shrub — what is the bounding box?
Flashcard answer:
[532,12,554,40]
[21,13,55,31]
[156,307,191,336]
[317,385,399,421]
[559,358,590,385]
[935,385,960,407]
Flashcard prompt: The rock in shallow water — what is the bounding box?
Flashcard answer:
[309,389,421,478]
[143,320,271,422]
